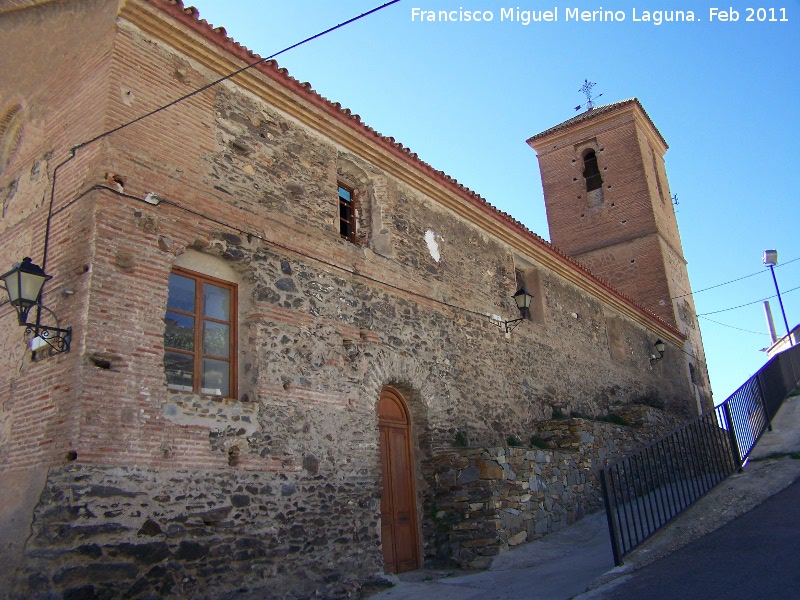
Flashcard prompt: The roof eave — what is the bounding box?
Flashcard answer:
[528,99,669,153]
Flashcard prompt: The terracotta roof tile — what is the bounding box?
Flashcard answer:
[528,99,668,149]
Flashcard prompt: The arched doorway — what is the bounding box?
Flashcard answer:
[378,387,420,573]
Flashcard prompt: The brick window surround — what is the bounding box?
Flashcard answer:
[164,266,238,398]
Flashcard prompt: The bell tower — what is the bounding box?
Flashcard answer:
[528,99,712,410]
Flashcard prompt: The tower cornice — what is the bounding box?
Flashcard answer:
[529,99,668,157]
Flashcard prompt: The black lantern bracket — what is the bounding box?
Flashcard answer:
[499,315,525,334]
[24,303,72,355]
[495,287,533,335]
[1,257,72,356]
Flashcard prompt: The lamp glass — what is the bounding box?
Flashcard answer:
[1,257,51,309]
[1,269,20,304]
[654,339,666,355]
[763,250,778,266]
[513,287,532,311]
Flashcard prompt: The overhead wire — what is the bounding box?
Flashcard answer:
[72,0,402,153]
[68,183,698,362]
[698,315,771,337]
[697,285,800,316]
[40,0,402,272]
[670,256,799,300]
[23,0,559,339]
[77,185,504,323]
[30,0,708,361]
[36,0,789,332]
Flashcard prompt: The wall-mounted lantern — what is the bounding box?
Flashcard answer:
[498,287,533,334]
[1,257,71,354]
[649,339,665,364]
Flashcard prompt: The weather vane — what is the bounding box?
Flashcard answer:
[575,79,603,112]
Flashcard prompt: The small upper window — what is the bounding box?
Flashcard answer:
[164,267,237,397]
[651,150,665,203]
[582,150,603,192]
[339,183,355,242]
[0,103,25,174]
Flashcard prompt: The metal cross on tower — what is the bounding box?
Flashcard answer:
[575,79,602,112]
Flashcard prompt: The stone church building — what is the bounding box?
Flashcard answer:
[0,0,711,597]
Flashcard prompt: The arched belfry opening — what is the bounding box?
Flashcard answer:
[582,149,603,192]
[377,386,421,573]
[582,148,604,207]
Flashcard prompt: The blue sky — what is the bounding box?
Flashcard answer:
[188,0,799,401]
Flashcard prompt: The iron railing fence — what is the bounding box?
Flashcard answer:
[601,343,800,565]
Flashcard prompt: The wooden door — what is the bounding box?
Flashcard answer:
[378,387,420,573]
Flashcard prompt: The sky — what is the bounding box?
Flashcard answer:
[188,0,799,402]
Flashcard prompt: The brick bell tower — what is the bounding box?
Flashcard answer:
[528,99,712,411]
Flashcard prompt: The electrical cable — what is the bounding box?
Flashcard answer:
[26,0,696,360]
[39,0,401,272]
[670,256,799,300]
[33,0,782,335]
[697,285,800,316]
[90,183,695,355]
[39,180,702,370]
[72,0,402,153]
[84,184,505,324]
[697,315,771,336]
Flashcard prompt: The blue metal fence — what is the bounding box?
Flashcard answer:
[600,344,800,566]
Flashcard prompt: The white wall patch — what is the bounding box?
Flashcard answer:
[425,229,442,263]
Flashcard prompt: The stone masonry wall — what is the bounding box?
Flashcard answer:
[429,407,683,569]
[14,464,381,600]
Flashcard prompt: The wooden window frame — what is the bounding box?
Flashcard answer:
[338,182,356,243]
[164,266,238,398]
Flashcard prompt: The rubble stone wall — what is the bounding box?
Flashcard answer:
[429,408,684,568]
[16,464,381,600]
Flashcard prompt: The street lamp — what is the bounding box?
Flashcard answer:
[1,257,71,354]
[763,250,792,345]
[498,287,533,334]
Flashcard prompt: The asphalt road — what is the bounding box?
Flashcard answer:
[592,478,800,599]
